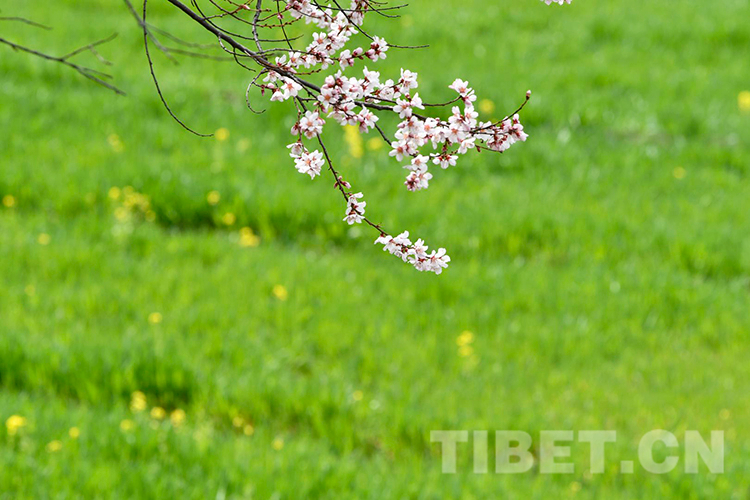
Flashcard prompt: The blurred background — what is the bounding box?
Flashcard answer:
[1,0,749,497]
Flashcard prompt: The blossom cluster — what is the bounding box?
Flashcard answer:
[542,0,572,4]
[391,79,529,192]
[253,0,567,273]
[374,232,451,275]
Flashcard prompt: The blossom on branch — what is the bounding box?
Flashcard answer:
[154,0,570,274]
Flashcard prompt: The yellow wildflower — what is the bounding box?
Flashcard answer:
[108,134,124,153]
[366,137,383,151]
[352,390,364,402]
[120,419,135,432]
[150,407,166,420]
[479,99,496,115]
[239,227,260,248]
[237,138,251,152]
[130,391,147,412]
[207,190,221,205]
[69,427,80,439]
[222,212,236,226]
[2,195,16,208]
[272,437,284,450]
[456,330,474,346]
[6,415,27,436]
[46,440,63,453]
[243,424,254,436]
[272,284,288,301]
[344,125,364,158]
[108,187,121,200]
[739,91,750,113]
[148,312,163,325]
[114,207,129,221]
[215,128,230,142]
[37,233,51,245]
[673,167,686,180]
[458,345,474,357]
[170,409,186,426]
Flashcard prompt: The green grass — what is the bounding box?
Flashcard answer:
[2,0,750,497]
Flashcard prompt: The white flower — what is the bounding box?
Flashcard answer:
[389,140,409,161]
[356,109,379,132]
[298,111,325,139]
[427,248,451,274]
[280,78,302,99]
[448,78,471,96]
[404,165,432,192]
[294,150,324,178]
[287,141,306,158]
[366,36,388,61]
[406,154,430,171]
[398,68,419,93]
[343,192,366,224]
[392,93,424,119]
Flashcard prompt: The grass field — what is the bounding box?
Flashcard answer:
[2,0,750,497]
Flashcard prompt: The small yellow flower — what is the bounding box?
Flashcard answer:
[5,415,27,436]
[69,427,80,439]
[232,416,245,428]
[243,424,254,436]
[344,125,364,158]
[222,212,236,226]
[458,345,474,357]
[673,167,686,180]
[272,437,284,450]
[739,91,750,113]
[170,409,186,426]
[456,330,474,347]
[108,187,121,200]
[2,194,16,208]
[366,137,384,151]
[46,440,63,453]
[150,407,166,420]
[272,284,288,301]
[239,227,260,248]
[114,207,129,221]
[37,233,51,245]
[120,419,135,432]
[215,128,230,142]
[148,312,162,325]
[352,390,364,402]
[570,481,581,493]
[237,138,251,153]
[130,391,147,412]
[479,99,496,115]
[207,190,221,205]
[108,134,124,153]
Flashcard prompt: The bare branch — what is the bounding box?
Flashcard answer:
[0,35,124,95]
